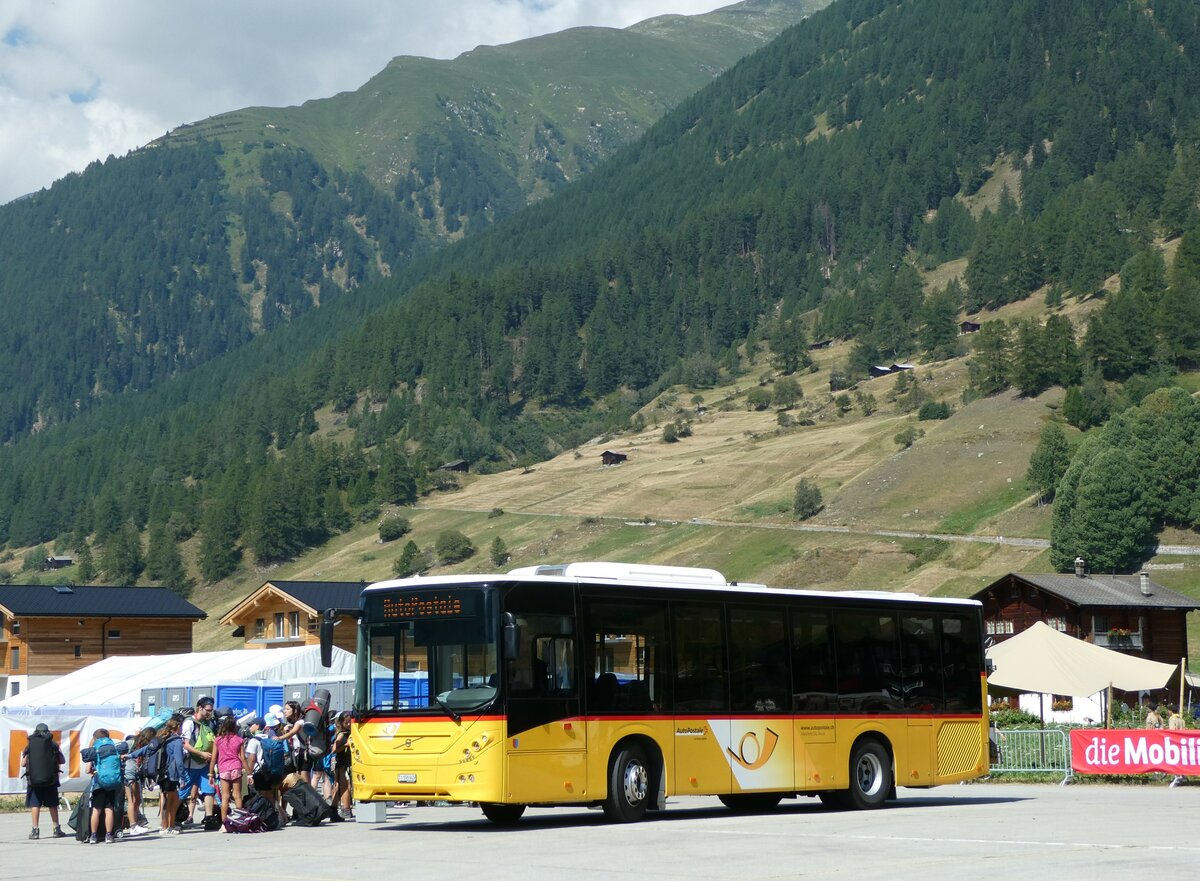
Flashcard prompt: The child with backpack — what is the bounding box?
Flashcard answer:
[83,729,126,844]
[21,722,66,840]
[130,716,186,835]
[208,714,251,831]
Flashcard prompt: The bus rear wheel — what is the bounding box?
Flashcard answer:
[604,743,650,822]
[480,802,526,825]
[846,739,891,810]
[718,793,783,813]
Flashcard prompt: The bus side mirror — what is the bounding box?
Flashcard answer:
[320,610,337,668]
[502,612,520,660]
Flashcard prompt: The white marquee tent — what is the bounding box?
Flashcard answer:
[988,621,1179,696]
[0,645,356,717]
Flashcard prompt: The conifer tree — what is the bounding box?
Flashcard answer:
[1027,422,1070,502]
[75,543,96,584]
[101,524,145,585]
[199,492,241,583]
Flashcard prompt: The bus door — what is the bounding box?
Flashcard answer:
[901,614,940,785]
[672,603,731,795]
[503,584,584,803]
[791,610,837,790]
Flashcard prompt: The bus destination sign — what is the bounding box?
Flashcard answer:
[381,593,467,620]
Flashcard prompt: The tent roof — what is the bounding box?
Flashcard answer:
[987,621,1178,696]
[0,645,356,713]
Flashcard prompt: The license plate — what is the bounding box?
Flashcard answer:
[397,773,417,783]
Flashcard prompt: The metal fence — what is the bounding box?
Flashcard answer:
[989,727,1073,784]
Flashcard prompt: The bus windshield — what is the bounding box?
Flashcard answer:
[362,587,498,716]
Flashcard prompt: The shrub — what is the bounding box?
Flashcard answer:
[393,540,425,578]
[894,425,924,448]
[662,422,679,443]
[378,515,411,542]
[917,400,952,420]
[746,387,773,411]
[435,530,475,564]
[487,507,505,519]
[490,537,510,568]
[793,479,823,520]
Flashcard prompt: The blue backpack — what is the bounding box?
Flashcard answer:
[93,737,122,790]
[259,735,287,777]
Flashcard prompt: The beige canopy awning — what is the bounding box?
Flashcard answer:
[987,621,1179,696]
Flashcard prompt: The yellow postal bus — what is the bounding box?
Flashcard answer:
[331,562,987,823]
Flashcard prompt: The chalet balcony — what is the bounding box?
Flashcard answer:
[1094,631,1143,650]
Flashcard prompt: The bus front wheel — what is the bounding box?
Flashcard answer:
[480,802,526,825]
[604,743,650,822]
[847,739,891,810]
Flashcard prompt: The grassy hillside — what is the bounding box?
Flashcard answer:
[163,0,826,214]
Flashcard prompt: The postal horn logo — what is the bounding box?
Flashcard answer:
[727,728,780,770]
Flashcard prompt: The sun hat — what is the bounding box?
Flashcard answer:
[264,712,282,727]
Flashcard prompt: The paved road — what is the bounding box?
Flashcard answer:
[7,784,1200,880]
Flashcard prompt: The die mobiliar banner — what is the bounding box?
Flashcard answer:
[1071,729,1200,775]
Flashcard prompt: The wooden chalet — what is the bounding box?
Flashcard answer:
[219,580,365,656]
[600,450,628,466]
[808,338,834,351]
[960,320,981,334]
[438,459,469,473]
[0,584,205,699]
[870,365,894,378]
[971,566,1200,669]
[43,555,73,570]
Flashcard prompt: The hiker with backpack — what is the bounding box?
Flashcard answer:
[250,713,290,822]
[330,711,354,820]
[143,716,188,835]
[82,728,127,844]
[122,729,154,836]
[208,714,252,831]
[181,696,217,827]
[21,722,66,840]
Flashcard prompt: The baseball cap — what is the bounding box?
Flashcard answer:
[34,722,50,735]
[250,716,266,729]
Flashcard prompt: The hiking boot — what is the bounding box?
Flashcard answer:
[28,828,39,840]
[52,826,66,839]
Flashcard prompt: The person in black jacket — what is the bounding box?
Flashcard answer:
[21,723,66,840]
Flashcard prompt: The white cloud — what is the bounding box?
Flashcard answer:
[0,0,725,204]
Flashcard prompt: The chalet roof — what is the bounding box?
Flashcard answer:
[0,584,206,619]
[220,580,365,624]
[265,580,365,614]
[976,573,1200,611]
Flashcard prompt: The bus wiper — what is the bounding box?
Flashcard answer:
[435,695,461,724]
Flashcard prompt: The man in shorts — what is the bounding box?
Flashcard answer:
[21,723,66,840]
[180,697,217,825]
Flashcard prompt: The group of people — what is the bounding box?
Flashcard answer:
[21,695,355,842]
[1144,703,1188,730]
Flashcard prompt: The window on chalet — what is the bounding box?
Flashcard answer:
[74,645,82,658]
[288,611,300,638]
[1046,617,1067,632]
[107,629,121,639]
[274,612,285,638]
[986,620,1014,635]
[10,646,19,670]
[11,619,20,636]
[307,616,318,634]
[254,618,265,639]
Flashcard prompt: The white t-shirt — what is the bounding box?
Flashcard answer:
[180,718,209,770]
[245,735,264,772]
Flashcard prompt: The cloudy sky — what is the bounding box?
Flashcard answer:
[0,0,726,205]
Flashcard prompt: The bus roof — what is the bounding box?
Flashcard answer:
[360,562,981,608]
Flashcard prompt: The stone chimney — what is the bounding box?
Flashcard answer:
[1140,571,1152,597]
[1074,557,1086,578]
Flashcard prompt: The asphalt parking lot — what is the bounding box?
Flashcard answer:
[7,784,1200,880]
